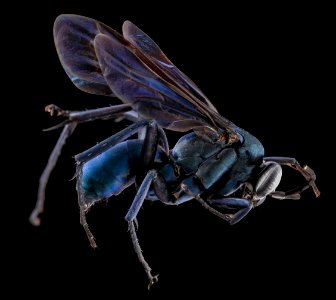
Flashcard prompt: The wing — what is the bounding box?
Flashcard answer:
[122,21,218,113]
[54,15,238,135]
[93,32,214,130]
[54,14,116,95]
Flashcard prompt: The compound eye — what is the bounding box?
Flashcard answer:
[255,162,282,199]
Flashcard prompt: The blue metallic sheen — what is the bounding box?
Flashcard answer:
[79,128,265,206]
[80,140,142,199]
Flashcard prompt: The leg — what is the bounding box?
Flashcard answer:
[168,190,249,224]
[43,103,132,130]
[125,170,158,222]
[172,177,234,220]
[75,119,168,248]
[125,170,161,289]
[195,196,232,222]
[264,157,320,197]
[137,121,159,186]
[136,122,170,185]
[75,120,169,163]
[128,221,158,289]
[29,123,76,226]
[270,183,311,200]
[79,205,97,248]
[209,197,253,225]
[76,120,169,249]
[30,104,134,226]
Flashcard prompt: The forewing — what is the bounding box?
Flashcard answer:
[54,15,237,135]
[54,14,116,95]
[122,21,218,113]
[94,33,211,130]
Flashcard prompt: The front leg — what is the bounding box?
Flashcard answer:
[270,183,311,200]
[264,157,320,197]
[209,197,253,225]
[195,196,232,222]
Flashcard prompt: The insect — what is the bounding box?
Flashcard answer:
[30,15,320,288]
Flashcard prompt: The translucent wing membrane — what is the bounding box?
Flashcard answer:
[94,33,209,129]
[54,15,238,134]
[54,14,115,95]
[122,21,218,113]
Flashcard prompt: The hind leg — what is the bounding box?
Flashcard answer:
[30,104,133,226]
[76,120,168,249]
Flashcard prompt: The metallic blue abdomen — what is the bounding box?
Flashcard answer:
[80,140,143,200]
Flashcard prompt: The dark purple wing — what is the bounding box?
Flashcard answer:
[122,21,218,113]
[54,15,238,135]
[54,14,116,95]
[93,33,213,129]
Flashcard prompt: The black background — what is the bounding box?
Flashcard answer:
[6,1,333,298]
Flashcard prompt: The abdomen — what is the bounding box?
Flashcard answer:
[78,140,143,204]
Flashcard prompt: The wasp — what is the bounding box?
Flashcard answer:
[30,15,320,288]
